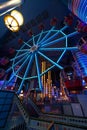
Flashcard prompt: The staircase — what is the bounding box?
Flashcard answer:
[13,94,30,129]
[0,90,87,130]
[28,97,41,116]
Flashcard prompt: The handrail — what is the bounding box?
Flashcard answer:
[30,117,87,129]
[42,111,86,118]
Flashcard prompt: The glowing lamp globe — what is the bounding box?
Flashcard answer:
[11,10,24,26]
[4,10,24,32]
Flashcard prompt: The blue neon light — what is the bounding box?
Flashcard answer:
[38,26,55,44]
[17,54,34,94]
[5,26,78,94]
[38,51,63,69]
[36,30,43,44]
[41,31,78,48]
[35,53,42,91]
[68,0,87,24]
[76,51,87,76]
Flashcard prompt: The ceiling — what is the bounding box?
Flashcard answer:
[0,0,69,41]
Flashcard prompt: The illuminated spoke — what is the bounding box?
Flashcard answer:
[41,50,66,76]
[36,30,43,45]
[6,53,29,73]
[23,41,31,48]
[39,26,68,47]
[13,54,29,68]
[26,37,34,44]
[38,26,55,44]
[60,25,68,31]
[12,43,28,60]
[56,50,66,63]
[35,53,42,91]
[32,35,35,45]
[40,47,78,51]
[13,54,31,75]
[8,54,31,83]
[41,31,78,48]
[20,42,26,49]
[10,51,29,61]
[39,31,59,47]
[26,75,37,80]
[17,54,34,94]
[16,49,29,52]
[38,51,63,69]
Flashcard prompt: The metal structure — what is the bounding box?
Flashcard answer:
[6,25,78,94]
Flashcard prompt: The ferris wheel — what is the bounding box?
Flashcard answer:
[6,25,78,94]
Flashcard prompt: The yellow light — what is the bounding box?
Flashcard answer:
[85,86,87,89]
[4,10,24,32]
[4,14,19,32]
[11,10,24,26]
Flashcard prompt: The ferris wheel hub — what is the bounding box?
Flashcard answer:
[30,45,38,53]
